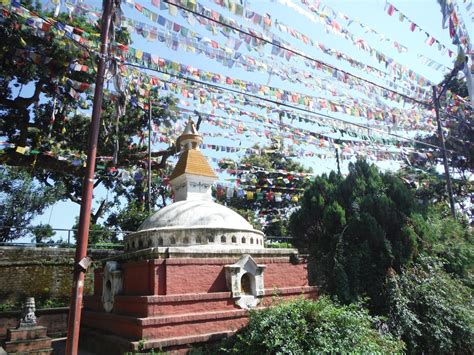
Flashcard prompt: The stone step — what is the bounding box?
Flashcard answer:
[132,330,235,353]
[84,285,318,317]
[5,349,53,355]
[4,337,52,353]
[82,308,248,341]
[115,292,237,317]
[79,327,233,355]
[7,326,48,341]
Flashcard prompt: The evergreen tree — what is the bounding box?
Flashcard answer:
[289,159,420,312]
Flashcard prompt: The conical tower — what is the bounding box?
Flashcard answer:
[169,118,217,202]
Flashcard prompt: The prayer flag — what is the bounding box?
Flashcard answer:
[387,4,395,16]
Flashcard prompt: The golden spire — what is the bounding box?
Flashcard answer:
[169,119,217,181]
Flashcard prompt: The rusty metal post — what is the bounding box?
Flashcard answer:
[147,97,152,214]
[432,85,456,218]
[65,0,115,353]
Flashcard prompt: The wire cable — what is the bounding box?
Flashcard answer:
[162,0,432,108]
[123,60,452,152]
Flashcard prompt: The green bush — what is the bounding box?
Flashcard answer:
[386,256,474,354]
[265,242,293,249]
[216,297,404,354]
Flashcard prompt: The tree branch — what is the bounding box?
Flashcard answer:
[13,79,46,108]
[41,175,81,204]
[1,150,86,176]
[94,176,105,189]
[91,199,107,224]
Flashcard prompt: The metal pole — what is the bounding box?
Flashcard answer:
[65,0,115,353]
[432,85,456,218]
[147,97,152,214]
[335,147,341,176]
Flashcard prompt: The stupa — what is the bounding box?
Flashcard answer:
[81,119,317,354]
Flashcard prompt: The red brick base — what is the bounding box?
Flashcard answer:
[82,252,317,353]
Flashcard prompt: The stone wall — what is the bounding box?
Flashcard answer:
[0,247,120,306]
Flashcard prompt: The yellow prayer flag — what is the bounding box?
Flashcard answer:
[169,4,178,16]
[16,146,26,154]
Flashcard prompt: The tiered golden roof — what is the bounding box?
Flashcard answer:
[169,119,217,180]
[169,149,217,180]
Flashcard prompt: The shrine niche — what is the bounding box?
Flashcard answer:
[101,261,122,313]
[225,255,266,309]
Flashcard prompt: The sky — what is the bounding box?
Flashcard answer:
[23,0,473,242]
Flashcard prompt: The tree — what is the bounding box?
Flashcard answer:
[289,160,420,312]
[0,166,63,242]
[0,1,179,236]
[213,297,404,354]
[31,224,56,244]
[216,143,312,236]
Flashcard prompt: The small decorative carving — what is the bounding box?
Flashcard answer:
[225,255,266,309]
[190,181,210,191]
[19,297,36,328]
[102,261,123,313]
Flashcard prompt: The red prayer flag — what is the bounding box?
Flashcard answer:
[410,22,416,32]
[387,4,395,16]
[426,36,435,46]
[451,11,458,26]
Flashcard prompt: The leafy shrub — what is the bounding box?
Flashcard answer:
[265,242,293,249]
[412,207,473,285]
[386,256,474,354]
[216,297,404,354]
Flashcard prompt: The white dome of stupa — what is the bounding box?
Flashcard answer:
[124,118,264,252]
[139,200,254,230]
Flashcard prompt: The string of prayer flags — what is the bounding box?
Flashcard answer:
[275,0,435,92]
[118,47,436,132]
[142,69,427,144]
[122,14,418,114]
[127,0,432,102]
[386,1,467,55]
[197,0,419,94]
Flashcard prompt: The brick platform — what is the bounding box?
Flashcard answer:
[81,248,318,353]
[3,326,52,354]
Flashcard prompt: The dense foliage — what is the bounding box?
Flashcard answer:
[214,297,404,354]
[288,159,474,353]
[386,256,474,354]
[414,205,473,285]
[0,166,63,242]
[289,160,420,311]
[0,1,179,239]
